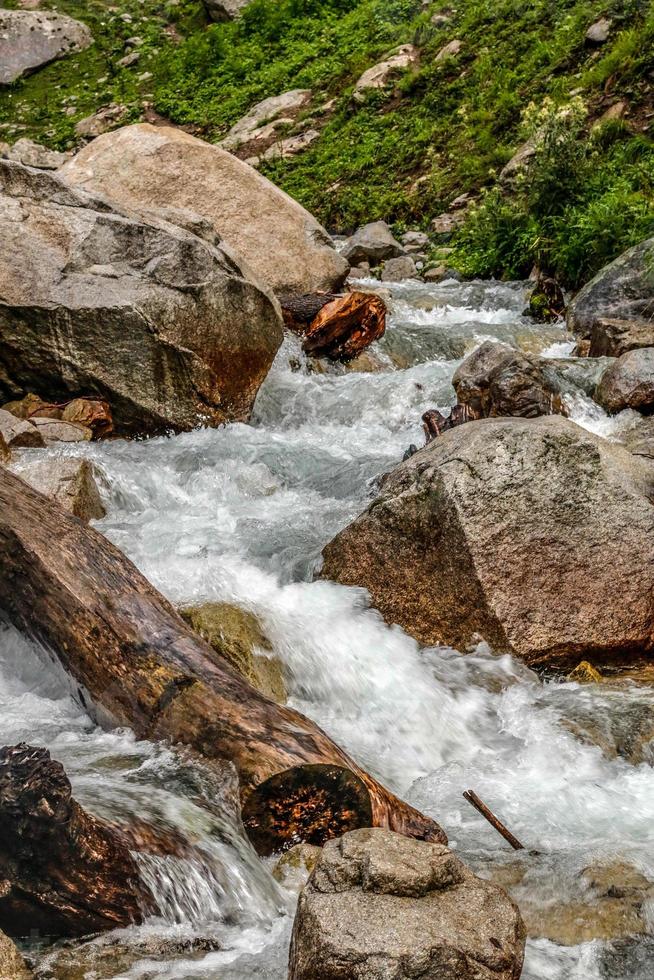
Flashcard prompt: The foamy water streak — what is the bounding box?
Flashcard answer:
[2,278,653,978]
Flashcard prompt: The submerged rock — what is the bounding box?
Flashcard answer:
[594,348,654,414]
[0,9,92,85]
[567,661,603,684]
[289,828,525,980]
[452,341,565,419]
[59,124,348,295]
[321,416,654,667]
[180,602,286,703]
[273,842,322,892]
[567,237,654,341]
[11,458,106,523]
[0,159,282,434]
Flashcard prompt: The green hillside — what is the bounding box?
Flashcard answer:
[3,0,654,285]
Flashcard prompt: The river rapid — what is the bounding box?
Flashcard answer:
[2,277,654,979]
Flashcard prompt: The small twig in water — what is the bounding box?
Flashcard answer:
[463,790,524,851]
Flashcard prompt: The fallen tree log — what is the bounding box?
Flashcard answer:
[0,468,445,856]
[0,743,154,938]
[280,291,386,361]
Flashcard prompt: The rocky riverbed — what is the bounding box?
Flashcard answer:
[2,274,653,978]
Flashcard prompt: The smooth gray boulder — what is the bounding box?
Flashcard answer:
[567,238,654,341]
[342,221,405,266]
[595,348,654,414]
[0,9,92,85]
[586,17,611,44]
[0,160,283,435]
[321,416,654,668]
[289,828,525,980]
[59,124,348,295]
[452,340,565,419]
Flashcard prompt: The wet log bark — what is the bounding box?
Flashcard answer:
[0,743,154,939]
[0,468,445,856]
[280,291,386,361]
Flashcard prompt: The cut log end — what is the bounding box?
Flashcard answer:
[242,764,373,856]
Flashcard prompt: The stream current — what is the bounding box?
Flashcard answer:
[2,277,654,979]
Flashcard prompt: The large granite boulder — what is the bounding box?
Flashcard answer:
[567,238,654,341]
[452,341,565,419]
[0,160,282,435]
[59,124,348,295]
[0,9,92,85]
[289,828,525,980]
[321,416,654,668]
[594,348,654,414]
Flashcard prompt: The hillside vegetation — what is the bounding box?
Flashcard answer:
[2,0,654,286]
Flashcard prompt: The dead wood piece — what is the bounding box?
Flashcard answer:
[463,790,524,851]
[0,468,446,857]
[281,292,386,361]
[0,743,154,939]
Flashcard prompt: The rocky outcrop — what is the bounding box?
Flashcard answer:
[0,139,71,170]
[435,38,462,61]
[10,457,106,523]
[0,159,282,435]
[59,124,348,295]
[594,348,654,414]
[588,318,654,357]
[221,90,312,152]
[257,129,320,164]
[0,9,92,85]
[203,0,251,21]
[341,221,405,266]
[321,416,654,667]
[353,45,419,101]
[452,341,565,419]
[567,237,654,341]
[289,828,525,980]
[180,602,286,703]
[75,103,128,138]
[499,137,538,185]
[0,929,31,979]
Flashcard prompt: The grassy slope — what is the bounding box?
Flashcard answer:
[2,0,653,286]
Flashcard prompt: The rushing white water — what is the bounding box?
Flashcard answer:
[2,276,653,979]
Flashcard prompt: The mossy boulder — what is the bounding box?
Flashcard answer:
[179,602,286,703]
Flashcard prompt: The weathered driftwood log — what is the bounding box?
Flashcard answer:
[0,744,154,938]
[280,291,386,361]
[0,469,445,856]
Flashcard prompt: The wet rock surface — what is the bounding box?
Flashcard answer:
[0,159,282,434]
[594,348,654,414]
[322,416,654,666]
[10,457,106,523]
[289,828,525,980]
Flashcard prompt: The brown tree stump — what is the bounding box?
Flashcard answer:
[280,291,386,361]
